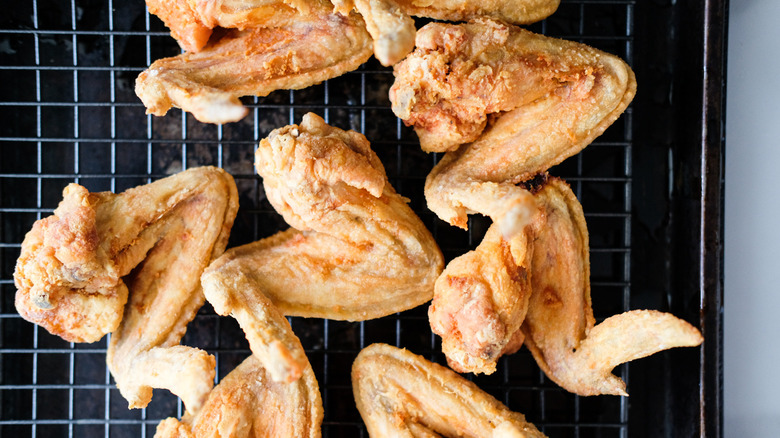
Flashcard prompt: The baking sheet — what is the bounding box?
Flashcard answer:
[0,1,725,436]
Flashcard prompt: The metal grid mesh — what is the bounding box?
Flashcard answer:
[0,0,634,437]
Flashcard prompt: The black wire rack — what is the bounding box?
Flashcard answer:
[0,0,725,437]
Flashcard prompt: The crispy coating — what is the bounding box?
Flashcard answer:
[255,113,443,319]
[102,167,238,413]
[428,178,704,394]
[334,0,416,66]
[391,0,559,25]
[429,223,532,375]
[520,180,703,396]
[352,343,546,438]
[391,19,636,153]
[202,264,310,384]
[155,355,323,438]
[15,167,238,412]
[200,113,442,383]
[135,8,372,124]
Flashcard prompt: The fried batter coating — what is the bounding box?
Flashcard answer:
[391,0,559,25]
[207,113,443,325]
[428,178,703,395]
[520,180,703,396]
[155,355,323,438]
[201,265,310,384]
[333,0,416,66]
[15,167,238,412]
[429,223,532,375]
[352,343,546,438]
[135,7,372,124]
[391,19,636,153]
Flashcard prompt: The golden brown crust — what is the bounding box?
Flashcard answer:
[135,9,373,124]
[352,343,546,437]
[415,19,635,238]
[393,0,559,25]
[204,113,442,325]
[154,355,323,438]
[429,224,533,375]
[520,180,703,395]
[392,19,636,153]
[100,167,238,413]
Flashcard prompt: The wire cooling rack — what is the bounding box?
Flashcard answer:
[0,1,712,437]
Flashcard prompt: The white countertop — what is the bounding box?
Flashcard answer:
[724,1,780,436]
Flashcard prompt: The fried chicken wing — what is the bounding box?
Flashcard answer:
[136,8,373,124]
[15,167,238,412]
[155,354,323,438]
[390,19,636,153]
[520,179,703,396]
[428,177,703,395]
[206,113,443,326]
[428,223,533,375]
[352,343,546,438]
[105,168,238,414]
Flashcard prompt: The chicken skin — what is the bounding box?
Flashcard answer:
[334,0,560,66]
[429,177,703,395]
[202,113,442,381]
[428,222,532,375]
[520,179,702,396]
[145,0,329,53]
[333,0,417,66]
[390,0,559,25]
[390,19,636,153]
[155,354,323,438]
[136,3,373,124]
[14,167,239,413]
[352,343,546,438]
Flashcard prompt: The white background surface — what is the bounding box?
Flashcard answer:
[724,1,780,436]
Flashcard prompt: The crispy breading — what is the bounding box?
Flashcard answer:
[352,343,547,437]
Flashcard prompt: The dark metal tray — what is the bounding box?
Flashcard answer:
[0,0,725,436]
